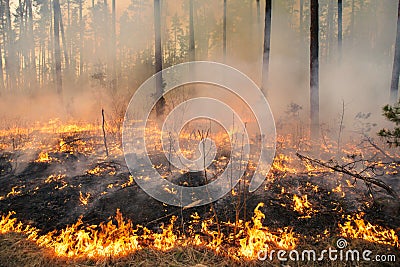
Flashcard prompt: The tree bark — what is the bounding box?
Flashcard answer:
[154,0,165,116]
[390,0,400,102]
[261,0,272,94]
[53,0,62,94]
[310,0,319,139]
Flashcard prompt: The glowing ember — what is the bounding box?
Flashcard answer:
[79,192,91,206]
[35,152,51,163]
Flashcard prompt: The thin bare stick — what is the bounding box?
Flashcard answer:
[102,108,109,157]
[337,100,345,155]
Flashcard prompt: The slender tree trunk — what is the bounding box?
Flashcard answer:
[326,0,334,62]
[351,0,355,46]
[5,0,15,92]
[223,0,227,62]
[300,0,303,34]
[338,0,342,60]
[104,0,108,73]
[48,0,53,82]
[59,10,70,71]
[18,0,25,90]
[67,0,72,65]
[79,0,83,76]
[0,0,5,92]
[189,0,195,62]
[390,0,400,102]
[112,0,117,91]
[310,0,319,139]
[53,0,62,94]
[261,0,272,94]
[27,0,36,86]
[154,0,165,116]
[92,0,96,59]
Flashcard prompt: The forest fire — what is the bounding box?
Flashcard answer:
[0,117,399,265]
[0,0,400,265]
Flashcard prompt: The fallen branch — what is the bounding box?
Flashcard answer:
[364,135,399,163]
[296,153,398,199]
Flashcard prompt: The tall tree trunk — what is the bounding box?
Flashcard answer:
[154,0,165,116]
[111,0,117,91]
[326,0,334,63]
[351,0,355,46]
[27,0,36,86]
[48,0,53,82]
[0,0,5,92]
[104,0,108,73]
[18,0,25,90]
[300,0,303,34]
[59,8,70,71]
[189,0,195,62]
[390,0,400,102]
[5,0,15,92]
[79,0,83,76]
[310,0,319,139]
[53,0,62,94]
[223,0,227,62]
[338,0,342,58]
[261,0,272,94]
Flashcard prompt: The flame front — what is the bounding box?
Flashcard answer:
[0,205,299,260]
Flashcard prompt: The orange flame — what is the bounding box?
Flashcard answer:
[339,213,399,248]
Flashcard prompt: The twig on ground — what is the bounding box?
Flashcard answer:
[296,153,398,199]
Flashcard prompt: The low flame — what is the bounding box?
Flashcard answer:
[239,203,297,258]
[339,213,399,248]
[0,204,299,260]
[79,192,91,206]
[292,195,316,218]
[35,152,51,163]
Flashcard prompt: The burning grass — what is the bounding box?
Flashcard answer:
[0,207,399,266]
[339,213,399,248]
[0,204,299,260]
[0,117,400,265]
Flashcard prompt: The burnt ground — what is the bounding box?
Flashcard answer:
[0,146,399,243]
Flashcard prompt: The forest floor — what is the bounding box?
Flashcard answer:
[0,121,399,266]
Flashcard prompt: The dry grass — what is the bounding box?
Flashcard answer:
[0,232,399,267]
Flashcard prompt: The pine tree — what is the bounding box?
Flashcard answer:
[378,101,400,147]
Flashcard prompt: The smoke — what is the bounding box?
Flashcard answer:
[0,0,397,143]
